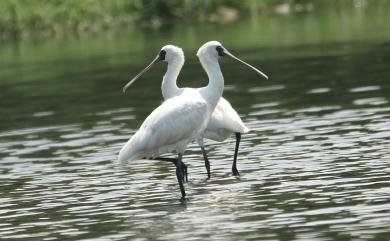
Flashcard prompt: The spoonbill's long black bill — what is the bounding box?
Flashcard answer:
[123,55,160,93]
[224,50,269,80]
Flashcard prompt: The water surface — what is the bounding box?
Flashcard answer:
[1,5,390,241]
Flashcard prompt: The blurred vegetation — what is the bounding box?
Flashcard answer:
[0,0,383,39]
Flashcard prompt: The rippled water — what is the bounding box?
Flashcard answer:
[2,7,390,241]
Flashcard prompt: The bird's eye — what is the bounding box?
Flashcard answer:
[159,50,166,60]
[216,46,224,56]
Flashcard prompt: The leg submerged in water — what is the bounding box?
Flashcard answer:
[232,132,241,176]
[174,156,186,198]
[153,155,186,198]
[198,138,211,179]
[177,154,188,183]
[201,146,211,179]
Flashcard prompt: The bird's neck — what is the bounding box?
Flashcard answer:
[161,59,183,99]
[200,58,224,108]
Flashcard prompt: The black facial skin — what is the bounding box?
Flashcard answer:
[216,46,225,56]
[159,50,166,60]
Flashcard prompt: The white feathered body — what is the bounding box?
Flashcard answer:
[118,91,210,164]
[163,86,249,142]
[159,45,249,144]
[204,97,249,141]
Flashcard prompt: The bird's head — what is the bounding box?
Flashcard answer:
[122,45,184,93]
[159,45,185,63]
[196,41,224,61]
[196,40,269,80]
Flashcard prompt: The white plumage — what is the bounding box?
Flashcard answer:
[118,91,209,164]
[159,45,250,141]
[118,41,229,197]
[204,97,249,141]
[118,41,267,197]
[152,45,266,177]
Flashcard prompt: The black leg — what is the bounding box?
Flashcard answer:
[153,157,178,162]
[152,156,186,197]
[174,159,186,198]
[177,154,188,183]
[201,146,211,179]
[232,132,241,176]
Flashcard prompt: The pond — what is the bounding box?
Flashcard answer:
[1,5,390,241]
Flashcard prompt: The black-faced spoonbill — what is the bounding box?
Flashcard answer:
[123,44,268,178]
[119,42,224,198]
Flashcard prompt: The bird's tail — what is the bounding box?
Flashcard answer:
[242,126,250,133]
[117,137,139,165]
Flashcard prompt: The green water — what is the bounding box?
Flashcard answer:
[1,5,390,241]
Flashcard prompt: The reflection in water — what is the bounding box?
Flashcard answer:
[1,7,390,241]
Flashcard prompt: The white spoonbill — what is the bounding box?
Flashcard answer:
[123,45,268,178]
[119,41,225,198]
